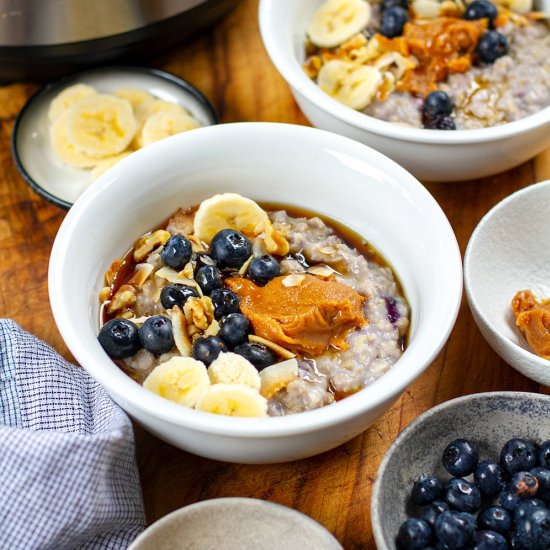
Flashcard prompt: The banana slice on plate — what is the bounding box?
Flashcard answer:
[259,359,299,399]
[115,88,154,109]
[50,110,100,168]
[208,352,261,391]
[65,94,137,158]
[308,0,371,48]
[48,83,97,121]
[143,356,210,407]
[195,383,268,417]
[90,152,131,180]
[317,60,382,110]
[139,111,200,148]
[134,99,188,126]
[193,192,270,243]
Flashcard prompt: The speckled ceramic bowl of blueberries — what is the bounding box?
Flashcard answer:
[371,391,550,549]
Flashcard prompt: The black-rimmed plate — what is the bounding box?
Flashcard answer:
[12,66,219,209]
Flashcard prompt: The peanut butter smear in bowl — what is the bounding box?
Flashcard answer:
[511,290,550,360]
[226,274,367,356]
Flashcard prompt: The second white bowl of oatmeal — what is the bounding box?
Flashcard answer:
[49,122,462,463]
[259,0,550,182]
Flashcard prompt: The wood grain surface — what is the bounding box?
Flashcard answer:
[1,0,549,548]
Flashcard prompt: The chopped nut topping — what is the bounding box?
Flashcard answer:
[134,230,171,262]
[180,260,196,280]
[187,234,207,253]
[107,284,137,314]
[105,259,122,286]
[155,267,202,293]
[264,224,290,256]
[99,286,111,303]
[303,55,322,78]
[306,265,338,278]
[184,296,212,331]
[204,319,220,337]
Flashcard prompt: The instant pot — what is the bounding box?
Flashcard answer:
[0,0,239,82]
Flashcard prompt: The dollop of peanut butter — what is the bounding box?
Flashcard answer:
[512,289,550,360]
[226,275,367,356]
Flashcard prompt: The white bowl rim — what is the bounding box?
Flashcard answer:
[370,391,550,548]
[49,121,463,438]
[463,179,550,371]
[258,0,550,145]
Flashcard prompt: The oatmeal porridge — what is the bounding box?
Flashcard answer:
[98,193,409,417]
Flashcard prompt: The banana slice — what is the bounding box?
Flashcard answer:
[134,99,188,126]
[259,358,299,399]
[90,152,131,180]
[195,384,268,417]
[193,192,270,243]
[139,111,200,148]
[308,0,371,48]
[143,356,210,407]
[50,110,100,168]
[115,88,154,109]
[208,352,261,391]
[317,60,382,110]
[65,94,137,158]
[48,83,97,121]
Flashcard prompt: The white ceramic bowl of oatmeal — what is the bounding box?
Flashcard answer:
[464,180,550,386]
[49,122,462,463]
[259,0,550,182]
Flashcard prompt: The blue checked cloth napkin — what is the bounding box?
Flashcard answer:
[0,319,146,549]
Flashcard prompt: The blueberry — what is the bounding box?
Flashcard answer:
[475,460,506,497]
[421,501,450,529]
[445,478,481,513]
[381,0,408,10]
[210,287,240,320]
[160,234,192,270]
[139,316,174,356]
[434,510,475,549]
[396,518,433,549]
[500,486,522,511]
[195,265,223,295]
[464,0,498,26]
[514,499,547,524]
[98,318,140,359]
[477,31,509,64]
[380,6,408,38]
[509,531,525,549]
[210,229,252,269]
[248,255,280,286]
[516,507,550,550]
[218,313,250,347]
[233,342,275,371]
[412,475,444,506]
[472,530,508,550]
[160,283,199,309]
[531,467,550,502]
[192,336,227,366]
[423,91,453,120]
[501,439,537,475]
[426,115,456,130]
[538,441,550,468]
[509,471,539,499]
[477,506,512,535]
[442,439,479,477]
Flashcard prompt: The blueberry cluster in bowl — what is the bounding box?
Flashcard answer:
[98,229,280,369]
[396,438,550,549]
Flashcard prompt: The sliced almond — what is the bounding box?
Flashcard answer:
[282,274,306,287]
[248,334,296,360]
[306,265,338,278]
[134,230,171,262]
[128,263,154,288]
[180,260,196,280]
[187,234,207,253]
[318,246,336,255]
[204,319,220,337]
[155,267,201,291]
[126,315,151,326]
[239,255,254,276]
[171,305,192,357]
[259,358,299,399]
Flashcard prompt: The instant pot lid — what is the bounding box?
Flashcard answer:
[0,0,239,82]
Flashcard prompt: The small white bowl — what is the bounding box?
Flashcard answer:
[49,122,462,463]
[464,180,550,386]
[128,498,343,550]
[258,0,550,182]
[12,66,218,209]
